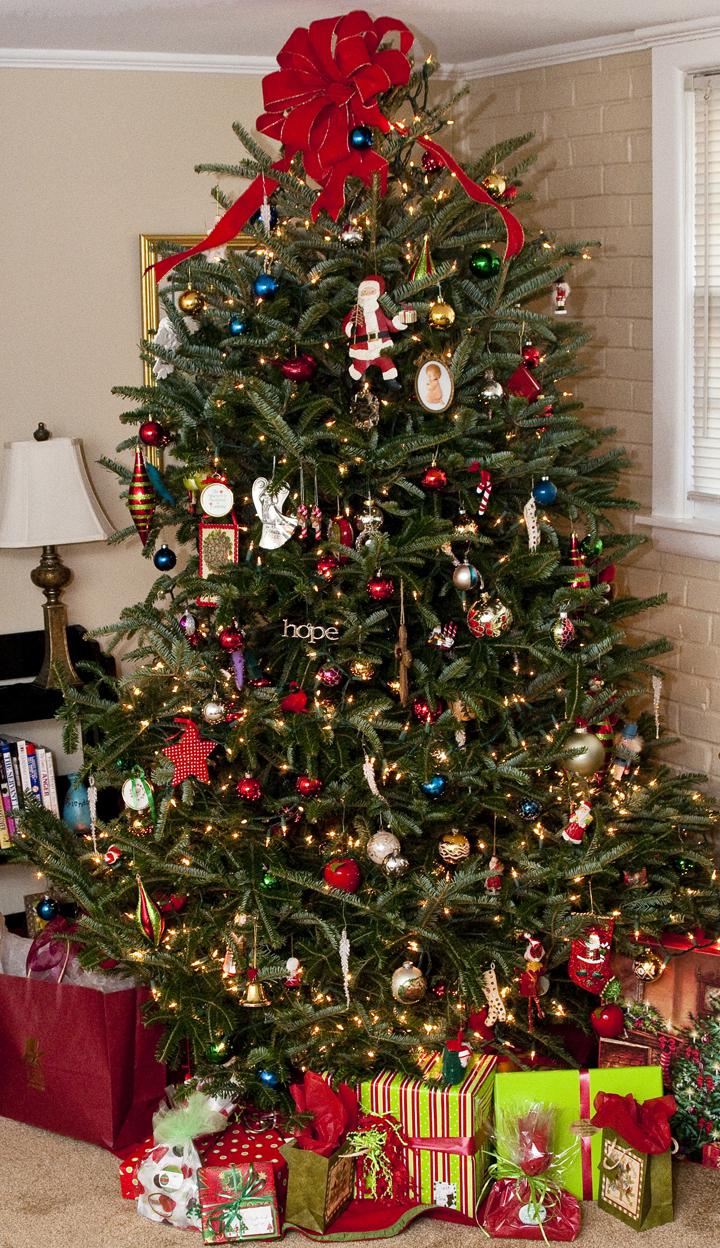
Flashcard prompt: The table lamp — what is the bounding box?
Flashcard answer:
[0,424,113,688]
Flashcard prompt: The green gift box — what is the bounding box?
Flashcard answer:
[597,1128,674,1231]
[358,1053,496,1219]
[493,1066,664,1200]
[280,1142,355,1233]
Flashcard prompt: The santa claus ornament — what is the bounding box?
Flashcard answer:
[568,918,614,994]
[343,275,414,389]
[562,799,593,846]
[518,934,548,1030]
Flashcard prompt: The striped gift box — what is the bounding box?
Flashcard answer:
[357,1053,496,1220]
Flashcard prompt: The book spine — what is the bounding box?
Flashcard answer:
[1,741,21,815]
[16,740,31,798]
[43,751,60,817]
[25,743,43,803]
[0,797,10,849]
[36,748,52,811]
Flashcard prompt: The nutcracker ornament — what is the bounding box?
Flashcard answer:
[562,799,593,846]
[610,721,643,781]
[553,278,570,315]
[518,934,548,1030]
[343,275,412,389]
[568,919,614,994]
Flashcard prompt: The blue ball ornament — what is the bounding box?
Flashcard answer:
[532,477,558,505]
[349,125,374,151]
[519,798,541,821]
[153,544,177,572]
[421,775,447,798]
[253,273,278,300]
[259,1069,280,1088]
[36,896,58,922]
[228,315,247,336]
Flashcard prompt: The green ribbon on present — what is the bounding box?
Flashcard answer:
[343,1127,394,1198]
[202,1164,267,1236]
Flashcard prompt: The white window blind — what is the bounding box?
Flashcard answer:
[692,73,720,501]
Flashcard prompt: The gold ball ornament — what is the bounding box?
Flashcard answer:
[178,287,206,315]
[633,949,665,982]
[428,300,456,329]
[391,960,427,1003]
[349,657,376,681]
[438,830,471,864]
[467,593,513,639]
[482,171,507,198]
[562,723,606,775]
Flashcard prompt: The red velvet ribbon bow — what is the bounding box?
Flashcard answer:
[150,9,523,283]
[591,1091,677,1154]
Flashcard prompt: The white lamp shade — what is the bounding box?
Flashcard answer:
[0,437,114,548]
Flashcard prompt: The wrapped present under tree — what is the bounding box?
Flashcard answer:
[198,1161,285,1243]
[593,1091,676,1231]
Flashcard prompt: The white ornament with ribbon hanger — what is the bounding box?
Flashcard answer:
[252,464,297,550]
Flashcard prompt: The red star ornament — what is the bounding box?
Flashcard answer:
[162,717,215,785]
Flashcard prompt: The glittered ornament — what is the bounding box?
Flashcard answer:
[532,477,557,506]
[349,657,376,680]
[202,697,226,724]
[127,447,156,545]
[367,574,394,601]
[177,287,206,315]
[296,775,323,798]
[340,222,364,246]
[562,720,606,775]
[552,612,576,650]
[519,798,541,821]
[153,544,177,571]
[421,775,447,798]
[522,343,541,369]
[366,828,401,865]
[467,593,513,638]
[412,696,444,725]
[383,852,410,878]
[237,775,263,802]
[218,625,244,652]
[103,844,122,866]
[428,300,456,329]
[323,856,361,893]
[228,315,247,336]
[421,464,447,491]
[408,235,434,282]
[391,960,427,1003]
[349,124,373,150]
[482,171,506,198]
[135,876,165,946]
[36,896,58,922]
[316,553,339,580]
[280,353,317,382]
[139,420,170,447]
[162,718,215,785]
[452,562,479,591]
[253,272,278,299]
[470,247,501,279]
[317,665,343,688]
[421,150,443,175]
[438,830,471,864]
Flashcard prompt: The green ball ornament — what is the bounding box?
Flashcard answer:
[261,871,277,889]
[470,248,501,279]
[582,535,604,558]
[205,1037,229,1064]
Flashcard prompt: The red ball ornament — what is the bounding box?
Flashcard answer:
[296,775,324,798]
[468,1006,496,1041]
[316,554,339,580]
[237,775,263,802]
[139,420,170,447]
[421,151,443,175]
[590,1002,625,1039]
[327,514,354,563]
[157,893,189,915]
[412,696,445,725]
[502,184,518,200]
[521,343,542,370]
[280,683,309,714]
[367,574,394,601]
[317,666,343,688]
[218,626,244,652]
[421,464,448,491]
[323,856,361,893]
[280,353,317,382]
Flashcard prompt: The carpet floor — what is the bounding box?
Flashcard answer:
[1,1116,719,1248]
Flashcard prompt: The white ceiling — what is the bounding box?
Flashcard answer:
[2,0,720,65]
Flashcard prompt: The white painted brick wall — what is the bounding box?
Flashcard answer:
[465,51,720,788]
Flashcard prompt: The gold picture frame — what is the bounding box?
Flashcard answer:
[414,356,455,414]
[139,233,254,386]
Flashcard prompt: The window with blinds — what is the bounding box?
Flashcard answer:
[692,73,720,501]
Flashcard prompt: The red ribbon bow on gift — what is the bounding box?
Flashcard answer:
[150,9,523,282]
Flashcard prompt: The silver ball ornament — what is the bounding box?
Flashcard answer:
[366,829,401,866]
[202,698,227,724]
[480,375,504,402]
[391,960,427,1003]
[562,724,606,775]
[383,851,410,878]
[452,562,480,592]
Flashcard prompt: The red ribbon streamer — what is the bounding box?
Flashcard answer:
[150,9,523,282]
[406,1133,477,1157]
[579,1068,593,1200]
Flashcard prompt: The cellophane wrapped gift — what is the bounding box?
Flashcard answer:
[483,1104,581,1241]
[593,1091,676,1231]
[281,1072,357,1233]
[136,1091,230,1231]
[357,1052,496,1222]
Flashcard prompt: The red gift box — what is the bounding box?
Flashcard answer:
[198,1160,286,1243]
[119,1121,287,1202]
[702,1142,720,1169]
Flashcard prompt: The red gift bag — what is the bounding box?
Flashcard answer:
[0,974,166,1150]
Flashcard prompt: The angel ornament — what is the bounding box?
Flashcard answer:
[252,477,297,550]
[151,314,199,380]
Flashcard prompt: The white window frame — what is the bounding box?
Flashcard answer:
[640,33,720,559]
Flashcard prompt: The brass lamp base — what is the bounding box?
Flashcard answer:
[30,545,82,688]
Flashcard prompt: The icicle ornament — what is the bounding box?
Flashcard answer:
[523,493,540,551]
[652,674,663,739]
[339,927,351,1005]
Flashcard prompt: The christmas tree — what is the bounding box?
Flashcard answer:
[671,1008,720,1157]
[17,11,719,1097]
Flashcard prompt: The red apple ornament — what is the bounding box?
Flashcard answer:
[280,353,317,382]
[323,856,361,893]
[590,1002,625,1039]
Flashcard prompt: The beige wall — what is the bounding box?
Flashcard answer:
[467,52,720,788]
[1,68,264,637]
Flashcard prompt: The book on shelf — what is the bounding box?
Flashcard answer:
[0,734,61,843]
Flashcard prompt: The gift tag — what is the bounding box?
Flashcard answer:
[200,477,234,517]
[519,1201,547,1226]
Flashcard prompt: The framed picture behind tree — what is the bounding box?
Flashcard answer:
[139,234,254,386]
